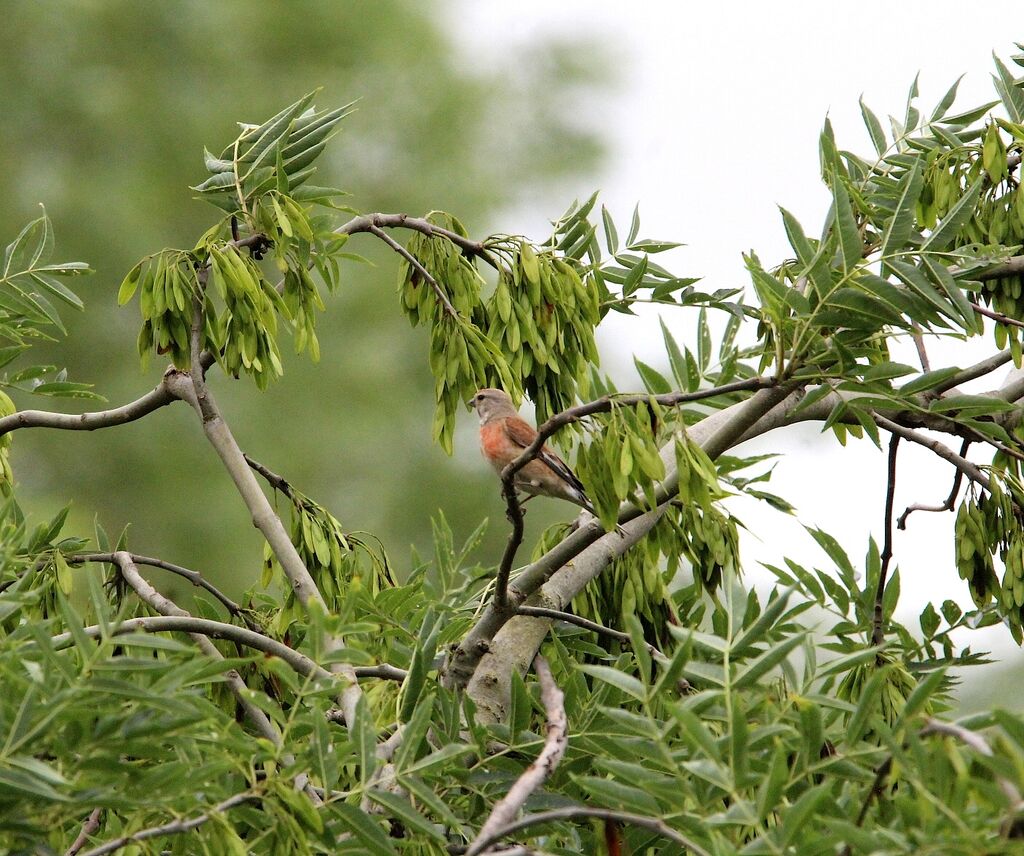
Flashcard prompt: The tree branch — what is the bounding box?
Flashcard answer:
[450,384,794,703]
[166,320,326,615]
[76,792,258,856]
[244,452,296,498]
[65,808,103,856]
[50,612,332,680]
[490,377,778,609]
[69,551,247,623]
[456,806,708,856]
[871,436,899,649]
[872,414,992,493]
[514,605,663,659]
[971,301,1024,330]
[465,656,568,856]
[336,212,498,268]
[0,374,178,439]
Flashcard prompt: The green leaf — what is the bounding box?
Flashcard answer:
[859,97,887,155]
[779,784,831,847]
[367,791,444,842]
[601,205,619,254]
[732,633,804,689]
[332,801,398,853]
[832,178,862,271]
[930,75,963,122]
[626,203,641,246]
[352,695,377,786]
[578,664,646,701]
[922,177,984,253]
[993,54,1024,123]
[879,160,924,264]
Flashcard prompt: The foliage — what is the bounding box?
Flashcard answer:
[7,46,1024,856]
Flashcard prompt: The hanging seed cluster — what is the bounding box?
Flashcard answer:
[119,93,354,389]
[954,484,1024,640]
[264,489,394,635]
[398,215,604,453]
[119,244,289,389]
[0,390,13,496]
[573,404,667,531]
[397,213,516,454]
[576,539,674,647]
[482,240,601,427]
[919,121,1024,358]
[836,654,919,729]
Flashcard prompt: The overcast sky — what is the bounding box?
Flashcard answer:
[451,3,1023,684]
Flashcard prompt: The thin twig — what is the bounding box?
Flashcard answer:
[457,806,708,856]
[897,439,970,529]
[47,612,404,683]
[515,605,663,659]
[65,807,103,856]
[50,614,330,680]
[466,656,569,856]
[244,452,295,499]
[872,414,992,493]
[368,223,459,319]
[68,551,246,622]
[872,436,899,649]
[76,792,258,856]
[971,301,1024,329]
[911,324,931,372]
[839,756,893,856]
[336,212,498,268]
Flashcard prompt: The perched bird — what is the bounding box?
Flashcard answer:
[471,388,595,514]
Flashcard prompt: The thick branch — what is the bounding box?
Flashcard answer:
[466,656,568,856]
[163,366,326,617]
[0,376,177,439]
[457,806,707,856]
[975,254,1024,281]
[76,792,257,856]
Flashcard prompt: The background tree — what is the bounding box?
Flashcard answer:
[7,33,1024,856]
[0,0,607,589]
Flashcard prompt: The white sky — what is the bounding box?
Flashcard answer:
[450,3,1023,689]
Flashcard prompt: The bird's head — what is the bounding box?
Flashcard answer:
[469,388,519,424]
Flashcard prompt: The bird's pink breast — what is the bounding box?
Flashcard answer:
[480,422,513,470]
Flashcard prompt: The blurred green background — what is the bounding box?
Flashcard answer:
[1,0,611,597]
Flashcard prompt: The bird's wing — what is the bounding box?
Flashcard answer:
[505,416,588,495]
